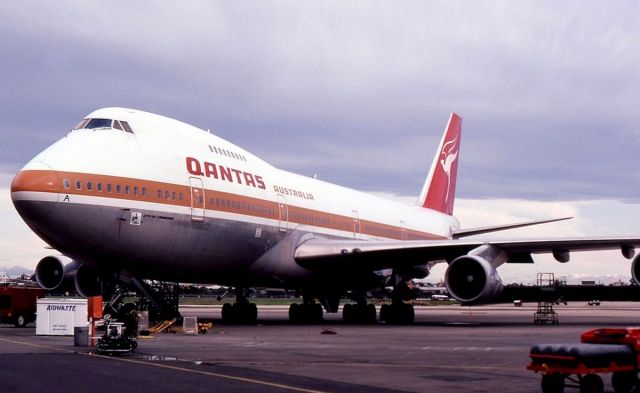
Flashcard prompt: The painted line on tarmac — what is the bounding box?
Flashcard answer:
[0,337,328,393]
[0,337,70,352]
[92,354,329,393]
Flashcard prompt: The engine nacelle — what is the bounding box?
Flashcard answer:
[35,256,81,291]
[74,264,102,298]
[631,254,640,285]
[444,255,504,305]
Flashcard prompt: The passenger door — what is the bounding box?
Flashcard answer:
[189,177,205,222]
[277,194,288,232]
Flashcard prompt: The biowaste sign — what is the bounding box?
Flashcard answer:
[36,298,88,336]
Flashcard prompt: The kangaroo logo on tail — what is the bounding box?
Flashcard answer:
[439,135,459,204]
[418,113,462,216]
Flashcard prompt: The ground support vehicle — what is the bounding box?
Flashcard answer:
[528,328,640,393]
[0,284,45,327]
[96,321,137,355]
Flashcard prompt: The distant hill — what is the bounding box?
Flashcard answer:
[0,265,34,278]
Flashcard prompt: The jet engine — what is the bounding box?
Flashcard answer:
[444,245,507,305]
[35,256,102,297]
[35,255,80,292]
[74,264,102,297]
[631,254,640,285]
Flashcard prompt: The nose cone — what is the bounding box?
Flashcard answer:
[11,162,60,224]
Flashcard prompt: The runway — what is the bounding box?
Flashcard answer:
[3,302,640,393]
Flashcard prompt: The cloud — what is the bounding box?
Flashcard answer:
[0,175,49,269]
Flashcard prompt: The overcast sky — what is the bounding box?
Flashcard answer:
[1,2,639,283]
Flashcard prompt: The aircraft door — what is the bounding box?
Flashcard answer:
[277,194,288,232]
[352,210,361,239]
[189,177,205,222]
[400,220,408,240]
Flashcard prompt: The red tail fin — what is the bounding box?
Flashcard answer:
[417,113,462,215]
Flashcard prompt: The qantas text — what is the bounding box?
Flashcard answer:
[186,157,266,189]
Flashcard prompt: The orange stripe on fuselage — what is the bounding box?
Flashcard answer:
[12,170,444,241]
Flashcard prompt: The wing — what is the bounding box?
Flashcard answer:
[294,236,640,271]
[451,217,572,238]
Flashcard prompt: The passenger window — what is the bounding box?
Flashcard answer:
[125,185,130,194]
[86,182,93,191]
[165,191,170,199]
[97,183,102,192]
[75,180,81,190]
[116,185,121,194]
[157,190,162,199]
[172,191,176,200]
[134,186,138,196]
[63,179,70,189]
[179,192,183,201]
[142,187,147,196]
[107,184,112,193]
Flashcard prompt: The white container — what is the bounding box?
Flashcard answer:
[36,298,88,336]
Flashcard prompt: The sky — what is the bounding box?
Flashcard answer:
[1,1,639,284]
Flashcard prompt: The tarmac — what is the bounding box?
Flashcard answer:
[3,302,640,393]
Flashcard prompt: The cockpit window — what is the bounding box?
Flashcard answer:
[120,121,133,133]
[113,120,124,131]
[85,118,113,129]
[73,118,135,133]
[74,119,89,129]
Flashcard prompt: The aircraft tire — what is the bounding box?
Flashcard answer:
[380,304,390,323]
[313,303,323,323]
[232,302,257,324]
[289,303,301,323]
[249,303,258,324]
[343,304,354,323]
[289,303,323,324]
[380,303,414,324]
[221,303,233,324]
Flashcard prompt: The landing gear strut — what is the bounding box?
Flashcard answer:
[379,283,415,324]
[221,288,258,324]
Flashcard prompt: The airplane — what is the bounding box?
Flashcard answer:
[11,108,640,324]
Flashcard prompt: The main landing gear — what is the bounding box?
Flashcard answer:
[379,283,415,324]
[288,295,324,324]
[342,293,376,324]
[221,288,258,324]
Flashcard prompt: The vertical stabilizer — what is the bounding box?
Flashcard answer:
[417,113,462,215]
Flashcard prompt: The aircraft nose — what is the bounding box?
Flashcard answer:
[11,161,60,218]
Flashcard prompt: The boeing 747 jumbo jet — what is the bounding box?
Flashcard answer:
[11,108,640,323]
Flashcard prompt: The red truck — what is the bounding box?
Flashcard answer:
[0,284,45,327]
